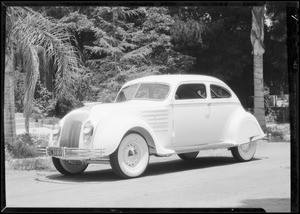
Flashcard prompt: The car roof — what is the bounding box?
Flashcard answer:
[123,74,226,88]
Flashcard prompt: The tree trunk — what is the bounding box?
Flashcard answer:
[37,46,47,87]
[253,55,266,129]
[251,5,266,130]
[23,46,40,133]
[4,44,17,145]
[46,57,54,92]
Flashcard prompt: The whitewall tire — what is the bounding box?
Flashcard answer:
[110,133,150,179]
[231,141,257,162]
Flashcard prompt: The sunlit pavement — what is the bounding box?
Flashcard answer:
[5,141,290,212]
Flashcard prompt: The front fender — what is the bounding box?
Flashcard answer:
[225,108,265,146]
[92,114,161,156]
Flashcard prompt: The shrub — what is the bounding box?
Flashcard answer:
[5,133,49,159]
[272,107,289,123]
[265,123,290,142]
[265,108,277,123]
[30,133,50,147]
[40,117,60,125]
[6,133,37,159]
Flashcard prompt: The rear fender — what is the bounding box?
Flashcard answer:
[225,109,265,146]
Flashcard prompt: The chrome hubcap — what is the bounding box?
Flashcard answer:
[123,143,140,167]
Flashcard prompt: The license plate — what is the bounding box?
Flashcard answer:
[47,147,65,157]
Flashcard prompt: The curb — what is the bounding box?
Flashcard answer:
[5,156,55,171]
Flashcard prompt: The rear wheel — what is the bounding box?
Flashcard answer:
[231,141,257,162]
[52,157,88,175]
[110,133,149,179]
[178,151,199,160]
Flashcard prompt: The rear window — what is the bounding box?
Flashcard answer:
[210,84,231,98]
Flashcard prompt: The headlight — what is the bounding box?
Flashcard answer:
[53,124,61,135]
[83,121,93,135]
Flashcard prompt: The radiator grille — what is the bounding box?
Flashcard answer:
[60,112,89,148]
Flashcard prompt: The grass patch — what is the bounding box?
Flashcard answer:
[7,157,53,170]
[5,132,52,170]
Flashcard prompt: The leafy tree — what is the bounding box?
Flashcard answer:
[169,5,253,79]
[14,5,287,114]
[169,4,287,112]
[171,15,205,54]
[56,6,198,103]
[264,2,287,95]
[84,6,149,101]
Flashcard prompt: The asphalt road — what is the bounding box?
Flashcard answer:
[5,141,290,212]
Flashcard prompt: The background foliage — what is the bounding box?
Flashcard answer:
[13,3,287,118]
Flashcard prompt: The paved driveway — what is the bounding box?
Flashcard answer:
[5,141,290,212]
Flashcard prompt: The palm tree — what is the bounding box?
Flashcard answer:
[4,38,17,145]
[250,5,266,130]
[5,7,83,142]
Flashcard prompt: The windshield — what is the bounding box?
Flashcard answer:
[115,83,170,102]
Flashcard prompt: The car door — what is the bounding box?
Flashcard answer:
[172,82,212,147]
[209,83,236,144]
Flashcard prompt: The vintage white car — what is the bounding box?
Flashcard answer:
[43,75,265,179]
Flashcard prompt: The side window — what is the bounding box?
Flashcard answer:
[210,84,231,99]
[175,84,207,100]
[135,84,169,100]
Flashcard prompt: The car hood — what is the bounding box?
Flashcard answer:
[65,100,167,124]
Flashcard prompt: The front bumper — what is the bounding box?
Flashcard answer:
[38,146,108,160]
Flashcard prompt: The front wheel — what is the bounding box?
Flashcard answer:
[52,157,88,175]
[178,151,199,160]
[110,133,150,179]
[231,141,257,162]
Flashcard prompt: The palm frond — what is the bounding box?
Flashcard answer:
[8,6,84,102]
